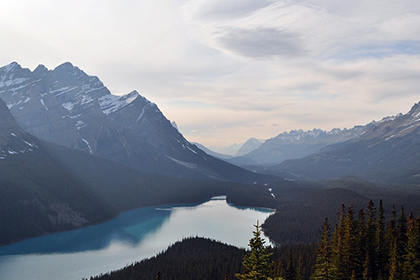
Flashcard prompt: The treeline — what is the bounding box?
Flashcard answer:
[263,177,420,245]
[312,200,420,280]
[88,237,316,280]
[89,200,420,280]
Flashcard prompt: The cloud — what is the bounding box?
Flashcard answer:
[1,0,420,147]
[215,27,305,59]
[182,0,273,21]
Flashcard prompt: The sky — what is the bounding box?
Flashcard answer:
[1,0,420,153]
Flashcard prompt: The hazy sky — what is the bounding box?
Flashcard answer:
[1,0,420,150]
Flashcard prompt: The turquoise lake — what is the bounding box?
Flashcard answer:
[0,197,274,280]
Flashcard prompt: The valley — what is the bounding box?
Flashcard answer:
[0,62,419,279]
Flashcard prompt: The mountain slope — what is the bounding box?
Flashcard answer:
[0,98,277,245]
[269,102,420,183]
[0,62,270,183]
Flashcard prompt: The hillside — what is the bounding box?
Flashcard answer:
[0,98,275,245]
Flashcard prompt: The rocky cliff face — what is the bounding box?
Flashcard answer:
[0,98,38,159]
[0,62,268,182]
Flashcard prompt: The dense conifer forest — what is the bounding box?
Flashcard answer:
[90,200,420,280]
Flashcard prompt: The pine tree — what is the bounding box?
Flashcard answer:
[236,221,274,280]
[285,252,296,280]
[403,214,420,279]
[355,209,366,279]
[311,217,335,280]
[376,200,387,280]
[363,200,377,280]
[343,204,358,279]
[296,256,305,280]
[331,204,346,280]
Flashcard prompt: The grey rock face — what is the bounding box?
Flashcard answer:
[0,98,38,159]
[0,62,264,182]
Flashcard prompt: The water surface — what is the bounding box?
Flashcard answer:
[0,197,274,280]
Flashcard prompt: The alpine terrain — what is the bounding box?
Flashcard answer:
[0,62,270,182]
[228,127,371,166]
[267,102,420,183]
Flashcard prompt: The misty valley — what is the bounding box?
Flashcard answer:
[0,62,419,279]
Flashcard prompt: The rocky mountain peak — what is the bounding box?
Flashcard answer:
[0,62,264,182]
[407,101,420,118]
[33,64,49,78]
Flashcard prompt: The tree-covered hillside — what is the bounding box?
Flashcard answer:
[89,200,420,280]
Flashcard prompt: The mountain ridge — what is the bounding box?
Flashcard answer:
[0,62,273,183]
[265,101,420,183]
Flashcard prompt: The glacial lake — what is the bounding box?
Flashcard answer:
[0,196,274,280]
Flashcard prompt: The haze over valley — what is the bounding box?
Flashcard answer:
[1,1,420,279]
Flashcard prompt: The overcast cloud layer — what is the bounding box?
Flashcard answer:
[1,0,420,150]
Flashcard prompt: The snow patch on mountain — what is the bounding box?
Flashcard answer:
[81,138,92,153]
[40,99,48,111]
[99,91,139,115]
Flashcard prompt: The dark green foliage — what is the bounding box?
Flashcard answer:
[263,177,420,245]
[90,237,317,280]
[404,216,420,279]
[235,222,274,280]
[312,201,420,280]
[88,237,245,280]
[311,218,335,280]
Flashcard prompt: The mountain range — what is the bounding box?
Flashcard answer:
[0,62,271,183]
[228,127,369,166]
[260,102,420,183]
[1,60,419,248]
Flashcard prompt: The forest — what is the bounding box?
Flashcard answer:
[89,200,420,280]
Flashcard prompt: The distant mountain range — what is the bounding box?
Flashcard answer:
[225,126,371,166]
[262,102,420,183]
[0,62,272,183]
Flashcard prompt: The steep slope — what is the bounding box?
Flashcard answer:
[235,138,265,156]
[192,142,234,160]
[0,98,276,245]
[0,62,270,183]
[270,102,420,183]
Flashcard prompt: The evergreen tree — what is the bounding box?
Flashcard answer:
[296,256,305,280]
[376,200,387,280]
[331,204,346,280]
[363,200,377,280]
[389,206,408,280]
[355,209,366,279]
[343,204,358,279]
[311,218,335,280]
[236,222,274,280]
[285,252,296,280]
[403,214,420,279]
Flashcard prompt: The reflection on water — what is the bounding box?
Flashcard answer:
[0,207,173,255]
[0,197,274,280]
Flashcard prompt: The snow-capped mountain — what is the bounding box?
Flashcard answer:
[0,62,270,182]
[232,126,369,166]
[269,102,420,183]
